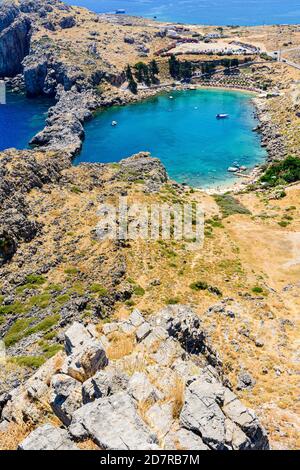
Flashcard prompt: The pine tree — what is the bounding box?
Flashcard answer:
[149,60,159,83]
[128,78,138,94]
[125,64,133,81]
[169,54,180,79]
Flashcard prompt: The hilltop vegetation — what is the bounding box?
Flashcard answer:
[260,156,300,187]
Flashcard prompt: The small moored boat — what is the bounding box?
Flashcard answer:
[216,114,229,119]
[111,121,118,127]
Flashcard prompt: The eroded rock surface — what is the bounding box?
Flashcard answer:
[3,308,270,450]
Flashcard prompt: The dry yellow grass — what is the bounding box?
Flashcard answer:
[0,422,33,450]
[106,331,135,360]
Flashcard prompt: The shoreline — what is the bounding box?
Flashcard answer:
[5,80,270,194]
[82,81,269,194]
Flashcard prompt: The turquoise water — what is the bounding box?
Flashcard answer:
[0,91,52,151]
[65,0,300,25]
[74,89,267,188]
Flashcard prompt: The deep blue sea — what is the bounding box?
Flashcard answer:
[0,92,52,151]
[65,0,300,25]
[74,89,267,188]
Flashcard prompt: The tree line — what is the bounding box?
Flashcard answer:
[168,54,252,80]
[125,60,159,94]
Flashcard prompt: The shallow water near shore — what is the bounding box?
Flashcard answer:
[75,89,267,189]
[65,0,300,26]
[0,91,52,151]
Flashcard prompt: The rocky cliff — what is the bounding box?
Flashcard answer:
[0,3,31,77]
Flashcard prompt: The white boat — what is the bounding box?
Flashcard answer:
[111,121,118,127]
[216,114,229,119]
[227,166,239,173]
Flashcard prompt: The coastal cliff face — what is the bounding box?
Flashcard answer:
[0,3,31,77]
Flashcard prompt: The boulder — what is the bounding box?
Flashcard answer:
[82,369,129,404]
[82,371,111,404]
[64,321,92,355]
[59,16,76,29]
[18,424,78,450]
[180,377,227,450]
[69,392,159,450]
[237,371,256,391]
[50,374,82,426]
[136,322,151,342]
[164,427,209,450]
[145,402,174,437]
[222,389,269,450]
[64,339,108,382]
[128,372,161,403]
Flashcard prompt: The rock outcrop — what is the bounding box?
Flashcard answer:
[1,306,270,450]
[30,87,101,156]
[0,148,70,265]
[0,3,31,77]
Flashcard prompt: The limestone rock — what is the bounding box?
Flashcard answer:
[0,4,31,77]
[164,427,209,450]
[128,372,161,402]
[180,377,227,450]
[18,424,78,450]
[69,392,159,450]
[64,321,92,355]
[222,389,269,450]
[64,339,108,382]
[136,322,151,342]
[146,402,174,437]
[50,374,82,426]
[82,371,111,404]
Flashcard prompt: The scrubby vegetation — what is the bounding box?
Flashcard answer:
[260,156,300,187]
[190,281,222,297]
[214,194,251,217]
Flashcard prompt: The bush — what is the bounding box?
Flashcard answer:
[190,281,222,297]
[214,194,251,218]
[260,156,300,187]
[133,285,145,296]
[252,286,264,294]
[90,284,108,296]
[10,356,45,369]
[24,274,46,286]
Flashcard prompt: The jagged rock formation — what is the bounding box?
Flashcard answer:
[0,307,270,450]
[0,148,70,265]
[0,2,31,77]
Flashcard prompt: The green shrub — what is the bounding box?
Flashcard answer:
[278,220,289,227]
[214,194,251,218]
[64,267,79,275]
[190,281,222,296]
[90,284,108,296]
[252,286,264,294]
[260,156,300,187]
[41,343,63,359]
[0,301,27,316]
[70,185,82,194]
[4,318,34,347]
[166,297,180,305]
[133,285,145,296]
[10,356,45,368]
[56,294,71,305]
[24,274,46,286]
[27,293,51,309]
[25,314,60,336]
